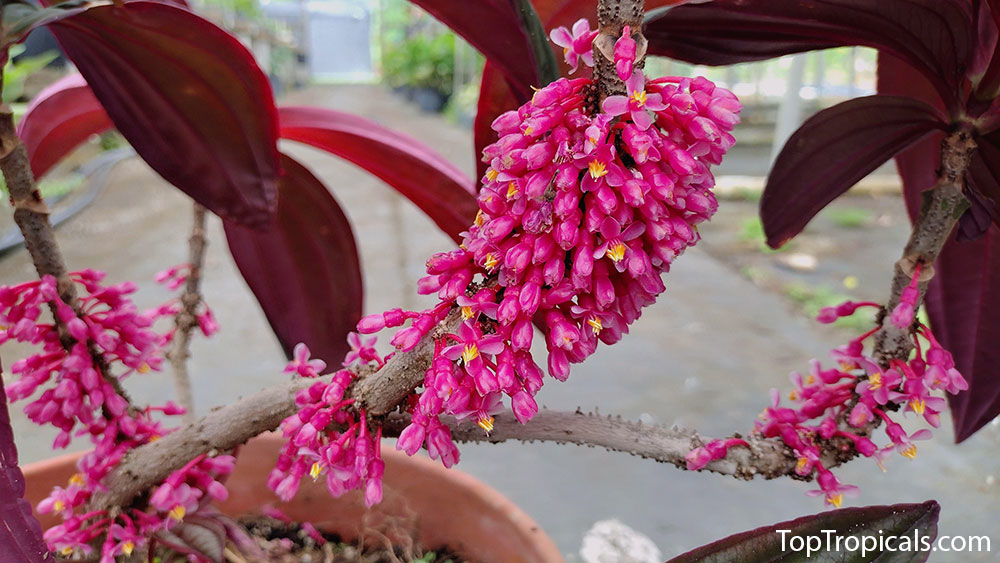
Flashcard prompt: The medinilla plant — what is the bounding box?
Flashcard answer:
[0,0,982,561]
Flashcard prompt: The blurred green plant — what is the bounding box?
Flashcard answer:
[3,44,58,104]
[785,281,875,331]
[739,216,787,253]
[384,32,456,96]
[826,207,873,229]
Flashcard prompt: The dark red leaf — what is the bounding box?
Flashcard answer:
[761,95,946,248]
[45,1,280,228]
[669,501,939,562]
[880,52,1000,441]
[644,0,973,112]
[224,154,362,367]
[17,73,112,180]
[278,106,477,242]
[0,374,52,562]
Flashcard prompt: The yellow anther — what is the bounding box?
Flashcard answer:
[630,89,647,106]
[506,182,519,200]
[310,462,321,480]
[69,473,85,486]
[588,160,608,179]
[910,398,926,415]
[524,126,534,136]
[796,457,809,473]
[484,254,499,271]
[805,375,815,385]
[788,390,799,401]
[122,541,135,556]
[474,210,485,227]
[900,444,918,459]
[485,168,499,182]
[477,415,495,434]
[462,344,480,364]
[169,505,186,522]
[606,242,627,263]
[137,363,151,374]
[868,372,882,390]
[53,500,65,512]
[61,547,74,556]
[586,317,603,335]
[827,494,843,509]
[461,306,475,320]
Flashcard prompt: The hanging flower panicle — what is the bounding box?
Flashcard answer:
[275,18,741,506]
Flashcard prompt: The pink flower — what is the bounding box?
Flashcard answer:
[284,343,327,378]
[602,71,666,130]
[807,469,858,508]
[344,332,380,367]
[441,321,505,379]
[549,18,598,73]
[613,26,637,81]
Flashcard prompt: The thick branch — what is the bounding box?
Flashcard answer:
[166,203,208,423]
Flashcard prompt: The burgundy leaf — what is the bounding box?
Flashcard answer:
[880,52,1000,441]
[0,372,53,562]
[278,106,477,242]
[762,95,945,247]
[644,0,973,112]
[224,154,362,367]
[44,1,280,228]
[669,501,939,562]
[17,74,112,180]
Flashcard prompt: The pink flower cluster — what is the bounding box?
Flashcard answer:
[1,269,228,559]
[686,266,967,509]
[270,343,387,507]
[274,20,740,506]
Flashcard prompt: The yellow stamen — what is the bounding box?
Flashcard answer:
[588,160,608,179]
[587,317,603,335]
[506,182,519,200]
[310,462,321,480]
[53,500,66,512]
[524,126,534,136]
[827,494,843,509]
[137,363,151,374]
[122,541,135,556]
[485,168,499,182]
[630,89,647,107]
[606,241,627,263]
[868,372,882,390]
[477,415,495,433]
[461,306,475,320]
[910,398,926,415]
[61,547,74,556]
[69,473,85,486]
[149,434,161,442]
[900,444,918,459]
[805,375,815,385]
[839,360,856,371]
[796,457,809,473]
[474,210,485,227]
[788,390,799,401]
[484,254,499,271]
[169,505,186,522]
[462,343,480,364]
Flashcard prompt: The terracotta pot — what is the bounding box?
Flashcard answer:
[23,433,562,562]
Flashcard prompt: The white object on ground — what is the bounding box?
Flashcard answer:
[580,519,663,563]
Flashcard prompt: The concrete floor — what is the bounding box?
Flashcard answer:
[3,85,998,561]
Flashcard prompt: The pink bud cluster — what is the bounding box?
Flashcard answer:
[274,19,741,507]
[686,266,967,509]
[1,268,227,559]
[155,263,219,336]
[270,343,386,507]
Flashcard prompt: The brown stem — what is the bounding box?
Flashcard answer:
[166,203,208,424]
[873,130,975,365]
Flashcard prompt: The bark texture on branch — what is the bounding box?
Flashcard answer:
[167,203,208,424]
[592,0,646,102]
[873,131,975,365]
